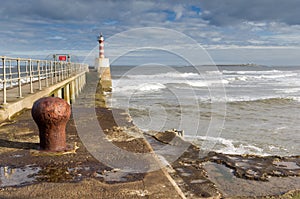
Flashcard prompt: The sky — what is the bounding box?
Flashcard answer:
[1,0,300,66]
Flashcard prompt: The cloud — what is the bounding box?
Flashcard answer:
[47,36,66,40]
[199,0,300,26]
[207,47,300,66]
[0,0,300,65]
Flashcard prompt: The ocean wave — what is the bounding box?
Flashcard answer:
[257,73,297,79]
[186,81,207,87]
[290,96,300,102]
[240,73,295,81]
[225,96,298,103]
[186,135,269,156]
[224,72,298,83]
[204,70,223,75]
[194,95,300,103]
[126,72,201,80]
[275,87,300,94]
[138,83,166,92]
[187,79,229,88]
[222,70,282,75]
[234,76,248,81]
[113,82,166,93]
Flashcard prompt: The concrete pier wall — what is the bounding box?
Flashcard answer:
[95,58,112,92]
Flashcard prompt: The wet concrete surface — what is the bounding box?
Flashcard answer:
[0,108,145,188]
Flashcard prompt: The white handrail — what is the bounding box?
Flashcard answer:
[0,56,88,105]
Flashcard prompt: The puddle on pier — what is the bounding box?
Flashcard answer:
[0,165,85,188]
[0,165,145,188]
[203,162,300,197]
[0,165,40,187]
[94,169,144,184]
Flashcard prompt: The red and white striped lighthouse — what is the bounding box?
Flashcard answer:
[95,33,111,91]
[98,33,105,58]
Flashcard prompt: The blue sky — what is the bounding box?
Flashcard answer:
[1,0,300,66]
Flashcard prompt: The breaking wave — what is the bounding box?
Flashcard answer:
[186,135,269,156]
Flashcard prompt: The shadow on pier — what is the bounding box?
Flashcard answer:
[0,139,38,150]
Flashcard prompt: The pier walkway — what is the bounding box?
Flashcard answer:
[0,56,88,122]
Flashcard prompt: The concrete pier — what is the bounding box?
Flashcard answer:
[0,56,88,123]
[95,57,112,92]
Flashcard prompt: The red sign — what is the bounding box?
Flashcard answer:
[58,55,67,61]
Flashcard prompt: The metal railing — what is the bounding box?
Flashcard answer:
[0,56,88,105]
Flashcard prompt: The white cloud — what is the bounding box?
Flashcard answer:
[47,36,66,40]
[174,5,184,20]
[247,39,267,45]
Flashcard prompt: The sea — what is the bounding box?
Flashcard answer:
[108,65,300,156]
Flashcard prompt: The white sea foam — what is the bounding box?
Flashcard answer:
[186,81,207,87]
[290,96,300,102]
[186,79,229,88]
[234,76,248,81]
[222,70,281,75]
[186,135,269,156]
[204,70,223,75]
[259,73,297,79]
[276,87,300,94]
[224,96,289,102]
[138,83,166,92]
[223,70,298,81]
[127,72,201,80]
[113,82,166,93]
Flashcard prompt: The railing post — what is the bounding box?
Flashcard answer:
[60,62,65,81]
[61,62,64,80]
[2,57,7,104]
[50,61,54,85]
[63,62,66,79]
[55,61,58,83]
[58,62,61,82]
[37,60,42,90]
[73,63,76,75]
[71,63,74,75]
[68,62,71,77]
[25,59,29,83]
[9,60,13,88]
[45,61,49,87]
[65,62,68,78]
[29,59,33,93]
[17,58,23,98]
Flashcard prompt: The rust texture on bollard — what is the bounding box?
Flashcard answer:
[31,97,71,152]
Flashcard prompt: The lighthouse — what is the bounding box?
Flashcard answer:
[98,33,105,58]
[95,33,112,92]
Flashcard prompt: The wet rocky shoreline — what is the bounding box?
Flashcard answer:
[144,129,300,198]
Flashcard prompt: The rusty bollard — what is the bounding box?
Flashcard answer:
[31,97,71,152]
